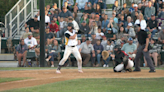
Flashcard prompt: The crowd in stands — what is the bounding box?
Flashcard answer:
[16,0,164,67]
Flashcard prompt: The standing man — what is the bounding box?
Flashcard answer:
[134,21,155,73]
[56,23,83,73]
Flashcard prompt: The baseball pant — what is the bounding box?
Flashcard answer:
[134,45,155,71]
[59,46,82,70]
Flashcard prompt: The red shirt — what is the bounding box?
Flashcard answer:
[49,23,59,32]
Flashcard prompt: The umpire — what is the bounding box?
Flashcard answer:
[134,14,155,73]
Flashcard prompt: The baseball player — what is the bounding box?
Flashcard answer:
[111,45,134,72]
[56,23,83,74]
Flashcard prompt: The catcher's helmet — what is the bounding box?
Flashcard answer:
[114,45,121,51]
[67,23,74,29]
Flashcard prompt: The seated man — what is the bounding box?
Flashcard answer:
[16,39,28,67]
[111,45,134,72]
[146,14,158,37]
[79,38,95,66]
[74,0,88,12]
[45,27,55,45]
[93,40,104,67]
[32,27,40,40]
[79,21,90,37]
[121,37,137,60]
[24,34,37,50]
[25,15,39,32]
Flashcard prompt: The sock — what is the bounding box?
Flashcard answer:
[57,65,62,70]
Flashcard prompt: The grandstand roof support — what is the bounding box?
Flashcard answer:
[39,0,45,67]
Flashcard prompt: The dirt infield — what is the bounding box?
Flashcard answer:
[0,69,164,91]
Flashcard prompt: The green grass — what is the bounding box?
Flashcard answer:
[2,78,164,92]
[0,77,30,83]
[0,67,163,71]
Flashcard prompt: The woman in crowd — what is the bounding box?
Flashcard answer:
[46,40,61,67]
[107,18,118,33]
[94,4,102,15]
[89,13,96,27]
[89,21,98,35]
[80,13,89,24]
[116,26,127,40]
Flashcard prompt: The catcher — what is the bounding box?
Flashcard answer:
[110,45,134,72]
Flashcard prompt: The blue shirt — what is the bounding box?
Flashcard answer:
[121,43,137,54]
[101,20,109,30]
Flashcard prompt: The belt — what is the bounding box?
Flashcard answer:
[68,45,76,47]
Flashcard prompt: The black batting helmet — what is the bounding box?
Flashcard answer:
[67,23,74,29]
[114,45,121,51]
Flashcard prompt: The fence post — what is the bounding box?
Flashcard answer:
[24,0,27,23]
[59,0,61,10]
[5,16,8,37]
[31,0,34,18]
[9,13,12,38]
[17,5,20,35]
[0,36,1,53]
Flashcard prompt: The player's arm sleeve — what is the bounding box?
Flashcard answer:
[65,33,71,38]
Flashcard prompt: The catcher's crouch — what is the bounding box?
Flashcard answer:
[111,45,134,72]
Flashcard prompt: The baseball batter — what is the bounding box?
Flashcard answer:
[56,23,83,74]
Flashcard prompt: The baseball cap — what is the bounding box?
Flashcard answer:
[133,4,138,7]
[102,36,106,38]
[128,37,133,41]
[34,15,38,18]
[147,31,152,34]
[128,23,133,26]
[82,20,86,23]
[107,28,112,31]
[86,38,92,41]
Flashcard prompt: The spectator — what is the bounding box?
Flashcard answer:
[152,0,159,16]
[49,8,56,21]
[158,27,164,45]
[52,17,59,25]
[52,3,61,13]
[102,39,114,67]
[79,38,95,66]
[49,20,59,37]
[135,13,147,31]
[79,21,90,36]
[112,0,120,15]
[121,3,127,11]
[25,15,39,32]
[105,28,116,41]
[112,12,118,24]
[73,12,79,24]
[81,36,86,43]
[129,2,135,13]
[74,0,88,12]
[100,13,105,22]
[95,15,101,27]
[131,4,141,22]
[125,16,133,32]
[68,17,80,32]
[158,7,164,18]
[107,18,118,33]
[80,13,89,24]
[88,0,97,6]
[94,4,102,15]
[118,15,126,28]
[95,27,104,39]
[138,3,145,15]
[121,37,137,60]
[62,0,74,11]
[96,0,106,10]
[20,27,32,39]
[144,1,155,20]
[24,34,37,50]
[38,11,50,26]
[58,6,72,22]
[45,28,55,45]
[101,36,107,49]
[32,27,40,40]
[16,39,28,67]
[89,21,98,35]
[86,2,93,14]
[116,26,127,40]
[126,23,136,38]
[89,13,96,27]
[101,14,109,33]
[93,40,104,67]
[144,39,159,67]
[91,34,98,45]
[146,14,158,37]
[59,17,65,30]
[133,11,139,23]
[46,40,61,67]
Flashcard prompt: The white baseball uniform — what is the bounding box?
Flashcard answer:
[58,29,82,70]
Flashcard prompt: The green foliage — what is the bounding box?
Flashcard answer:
[3,78,164,92]
[0,0,19,22]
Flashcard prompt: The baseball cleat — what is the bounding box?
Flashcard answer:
[45,58,49,62]
[56,70,61,74]
[149,70,156,73]
[78,70,83,73]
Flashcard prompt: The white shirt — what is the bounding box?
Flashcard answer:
[76,0,88,9]
[72,20,79,32]
[65,29,78,46]
[60,21,65,29]
[135,19,147,30]
[38,15,50,23]
[95,32,104,39]
[24,37,37,48]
